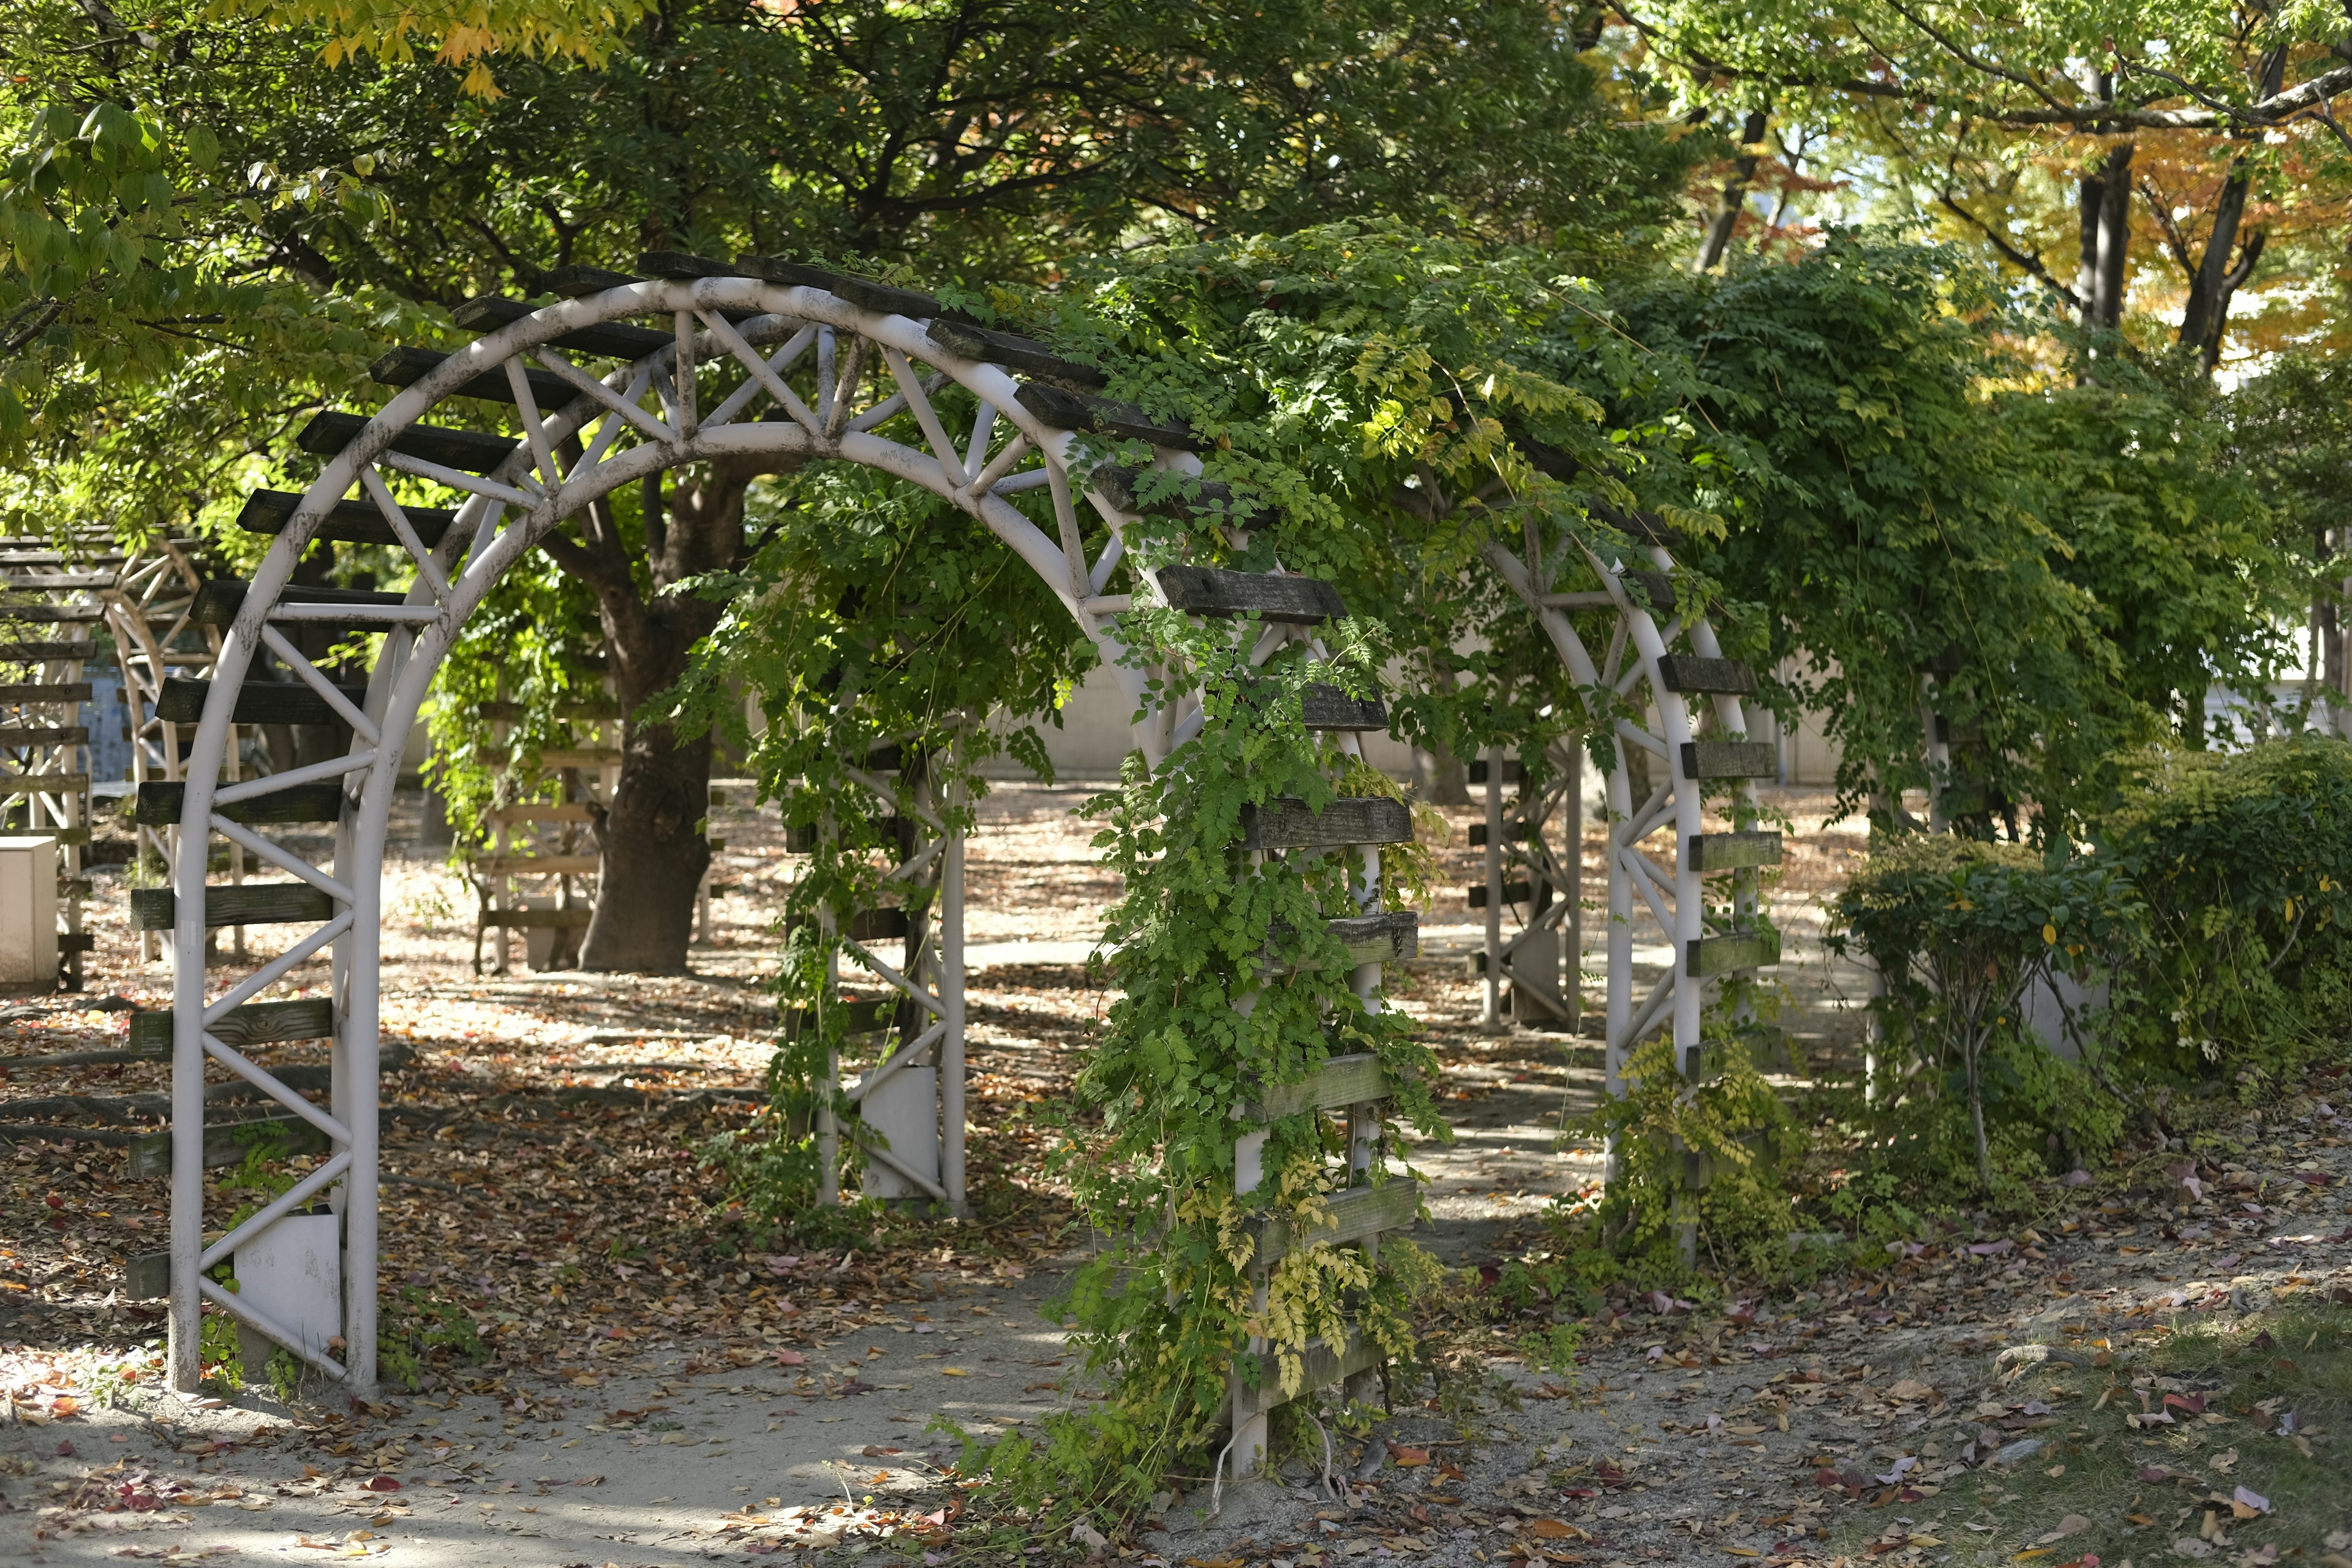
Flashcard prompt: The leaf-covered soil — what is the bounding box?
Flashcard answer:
[1,782,2345,1566]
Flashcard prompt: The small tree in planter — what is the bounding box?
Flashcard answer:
[1834,837,2141,1191]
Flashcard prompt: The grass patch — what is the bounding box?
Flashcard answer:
[1826,1303,2352,1564]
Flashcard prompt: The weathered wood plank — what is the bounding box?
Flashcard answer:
[927,318,1106,388]
[237,489,456,549]
[478,698,622,722]
[451,295,671,360]
[0,726,87,745]
[1685,831,1782,873]
[1679,741,1776,780]
[1298,684,1387,731]
[536,265,645,295]
[126,1114,330,1181]
[368,346,578,409]
[157,678,369,728]
[1236,1052,1394,1123]
[473,855,600,877]
[1626,571,1676,612]
[0,605,105,624]
[1253,1180,1422,1268]
[1466,822,1534,847]
[1240,796,1413,851]
[298,411,519,475]
[127,998,336,1056]
[131,883,337,932]
[1465,758,1521,785]
[732,253,941,318]
[192,581,410,628]
[0,683,92,703]
[780,998,900,1038]
[1685,930,1781,978]
[783,908,912,943]
[125,1250,169,1300]
[0,642,95,661]
[1467,880,1533,908]
[1085,462,1232,518]
[0,774,88,794]
[1656,655,1757,696]
[1231,1330,1381,1423]
[1158,567,1346,624]
[479,907,593,930]
[1014,382,1196,449]
[134,781,345,827]
[1327,910,1419,966]
[478,747,624,769]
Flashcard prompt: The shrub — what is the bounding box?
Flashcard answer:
[2093,735,2352,1088]
[1833,835,2141,1191]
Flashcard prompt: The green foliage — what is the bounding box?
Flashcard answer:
[1610,235,2300,832]
[2093,736,2352,1085]
[376,1285,491,1389]
[1580,1035,1800,1273]
[1834,834,2141,1193]
[971,591,1444,1520]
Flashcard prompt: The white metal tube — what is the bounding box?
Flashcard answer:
[1483,747,1502,1029]
[200,1150,352,1268]
[208,813,356,904]
[941,760,967,1219]
[203,1033,353,1145]
[198,1276,347,1381]
[214,748,375,804]
[259,627,381,745]
[200,911,354,1024]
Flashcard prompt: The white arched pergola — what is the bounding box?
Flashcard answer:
[156,258,1221,1393]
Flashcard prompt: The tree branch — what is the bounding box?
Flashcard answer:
[1934,187,2082,310]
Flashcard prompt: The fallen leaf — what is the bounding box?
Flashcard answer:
[1526,1520,1572,1539]
[859,1446,902,1459]
[1387,1444,1430,1468]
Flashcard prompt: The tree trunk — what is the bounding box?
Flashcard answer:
[2076,137,2134,332]
[1694,109,1771,273]
[539,450,789,972]
[2178,47,2285,371]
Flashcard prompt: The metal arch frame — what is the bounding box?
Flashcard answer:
[165,274,1201,1394]
[1477,536,1768,1096]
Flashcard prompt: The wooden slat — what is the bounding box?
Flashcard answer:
[480,747,624,769]
[1298,684,1386,731]
[0,683,92,703]
[927,318,1106,387]
[369,345,578,408]
[451,295,672,360]
[1232,1331,1380,1424]
[125,1250,168,1300]
[536,264,645,294]
[131,883,336,931]
[1626,570,1676,612]
[480,907,593,930]
[1656,655,1757,696]
[1327,910,1418,966]
[1084,462,1232,519]
[780,998,899,1038]
[1686,831,1782,873]
[0,642,95,660]
[486,804,597,825]
[192,581,410,628]
[0,774,88,795]
[1679,741,1776,780]
[0,726,87,745]
[1237,1052,1394,1123]
[783,908,911,943]
[1467,881,1533,908]
[0,605,104,624]
[473,855,600,876]
[237,489,456,549]
[134,780,344,827]
[1686,930,1781,978]
[478,698,622,722]
[1680,1041,1734,1087]
[298,411,519,475]
[1253,1180,1421,1268]
[1158,567,1344,624]
[1466,758,1521,785]
[42,829,91,846]
[1014,382,1196,450]
[127,998,336,1056]
[2,572,113,590]
[1466,822,1534,847]
[127,1114,329,1181]
[157,677,369,728]
[1240,796,1413,851]
[730,253,941,318]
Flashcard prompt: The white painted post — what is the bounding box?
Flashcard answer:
[941,740,967,1218]
[1482,746,1503,1030]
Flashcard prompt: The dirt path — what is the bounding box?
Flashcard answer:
[3,782,2346,1565]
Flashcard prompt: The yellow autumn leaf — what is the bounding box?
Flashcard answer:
[2042,922,2057,943]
